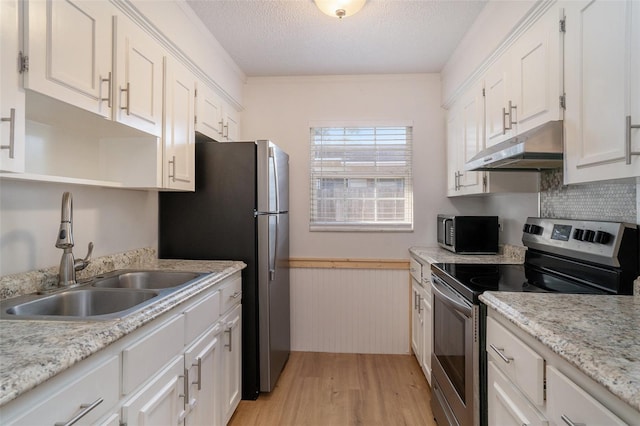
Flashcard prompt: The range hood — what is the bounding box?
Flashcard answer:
[465,120,563,172]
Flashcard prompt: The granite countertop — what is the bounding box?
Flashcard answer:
[480,292,640,413]
[0,256,246,407]
[409,245,526,265]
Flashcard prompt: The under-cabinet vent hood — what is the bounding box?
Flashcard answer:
[465,120,564,172]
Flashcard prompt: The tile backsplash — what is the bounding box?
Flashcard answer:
[540,169,637,223]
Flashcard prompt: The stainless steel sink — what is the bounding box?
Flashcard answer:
[0,269,207,321]
[90,270,205,290]
[1,288,159,320]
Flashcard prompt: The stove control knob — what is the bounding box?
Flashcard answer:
[529,224,543,235]
[584,230,596,242]
[594,231,611,244]
[573,229,585,241]
[523,224,531,233]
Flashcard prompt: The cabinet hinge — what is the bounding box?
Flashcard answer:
[482,88,486,97]
[559,17,566,33]
[194,114,198,125]
[482,175,488,190]
[18,51,28,73]
[559,94,566,109]
[119,422,127,426]
[194,88,198,98]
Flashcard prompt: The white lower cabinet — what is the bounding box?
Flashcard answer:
[221,303,242,425]
[486,310,638,425]
[409,255,432,385]
[546,366,625,426]
[121,356,187,426]
[0,271,243,426]
[4,355,119,425]
[184,324,224,426]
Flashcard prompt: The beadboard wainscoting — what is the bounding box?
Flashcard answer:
[289,259,410,355]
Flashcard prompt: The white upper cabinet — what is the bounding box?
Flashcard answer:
[0,0,25,173]
[222,107,240,142]
[113,15,165,137]
[564,0,640,184]
[484,5,563,148]
[164,56,195,191]
[195,82,224,141]
[484,54,514,148]
[24,0,113,119]
[511,7,563,135]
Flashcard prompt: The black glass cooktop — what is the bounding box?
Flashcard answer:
[431,263,610,303]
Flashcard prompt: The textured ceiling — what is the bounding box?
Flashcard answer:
[185,0,487,77]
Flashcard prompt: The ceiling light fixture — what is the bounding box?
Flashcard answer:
[314,0,367,19]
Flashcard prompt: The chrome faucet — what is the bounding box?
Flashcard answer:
[55,192,93,287]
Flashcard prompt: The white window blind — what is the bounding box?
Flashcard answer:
[310,125,413,231]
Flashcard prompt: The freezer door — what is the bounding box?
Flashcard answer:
[257,212,290,392]
[257,140,289,213]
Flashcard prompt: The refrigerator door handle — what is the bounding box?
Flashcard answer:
[269,214,279,281]
[269,145,280,213]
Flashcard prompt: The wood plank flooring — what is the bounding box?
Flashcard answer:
[228,352,436,426]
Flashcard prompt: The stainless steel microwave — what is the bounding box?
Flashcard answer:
[437,215,499,254]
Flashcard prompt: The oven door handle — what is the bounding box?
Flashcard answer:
[432,277,472,317]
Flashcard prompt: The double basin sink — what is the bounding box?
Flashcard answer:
[0,270,207,321]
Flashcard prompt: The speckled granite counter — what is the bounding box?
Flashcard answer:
[0,252,246,407]
[480,292,640,412]
[409,245,526,265]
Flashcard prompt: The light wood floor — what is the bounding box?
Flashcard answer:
[228,352,437,426]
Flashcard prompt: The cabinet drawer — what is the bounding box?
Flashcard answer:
[8,355,119,426]
[486,316,544,405]
[488,360,548,426]
[220,275,242,314]
[184,290,220,344]
[546,366,626,426]
[122,314,185,394]
[410,258,422,283]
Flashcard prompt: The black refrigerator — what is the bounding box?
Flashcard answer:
[158,137,290,400]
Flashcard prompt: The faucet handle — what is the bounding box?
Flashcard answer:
[74,242,94,271]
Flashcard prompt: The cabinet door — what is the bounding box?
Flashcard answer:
[164,57,195,191]
[564,0,640,183]
[487,361,548,426]
[546,366,625,426]
[114,15,164,137]
[221,304,242,425]
[223,108,240,142]
[24,0,113,119]
[411,280,422,360]
[195,82,224,141]
[0,0,25,172]
[122,356,187,426]
[446,106,462,195]
[421,289,432,384]
[511,6,563,135]
[458,83,485,194]
[484,54,515,147]
[185,325,223,426]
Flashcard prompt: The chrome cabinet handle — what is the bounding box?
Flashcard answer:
[1,108,15,159]
[223,122,229,138]
[502,107,508,134]
[490,344,513,364]
[180,367,190,404]
[502,100,517,134]
[100,72,112,108]
[225,327,233,352]
[54,398,103,426]
[454,171,461,190]
[218,119,224,136]
[192,357,202,391]
[626,115,640,164]
[230,291,241,299]
[168,155,176,182]
[561,414,585,426]
[120,82,130,115]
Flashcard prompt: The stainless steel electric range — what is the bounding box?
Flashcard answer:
[429,217,639,426]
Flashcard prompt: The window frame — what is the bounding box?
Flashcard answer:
[309,121,414,232]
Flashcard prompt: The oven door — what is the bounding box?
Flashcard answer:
[431,274,477,426]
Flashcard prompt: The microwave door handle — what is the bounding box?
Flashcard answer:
[431,277,472,316]
[444,218,453,246]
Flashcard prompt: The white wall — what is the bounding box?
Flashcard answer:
[241,74,473,259]
[0,180,157,275]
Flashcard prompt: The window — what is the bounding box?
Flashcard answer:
[310,125,413,231]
